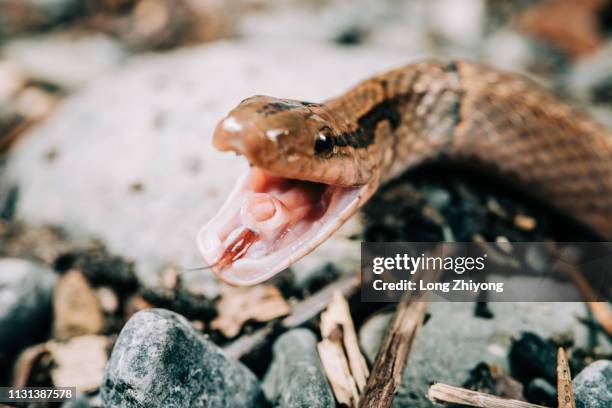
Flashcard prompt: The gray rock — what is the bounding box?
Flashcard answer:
[359,302,611,408]
[3,32,126,91]
[2,41,411,298]
[60,393,92,408]
[101,309,265,408]
[573,360,612,408]
[567,41,612,104]
[263,329,335,408]
[0,0,81,35]
[0,258,56,362]
[525,378,557,407]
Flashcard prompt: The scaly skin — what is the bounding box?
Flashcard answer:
[206,60,612,285]
[334,60,612,238]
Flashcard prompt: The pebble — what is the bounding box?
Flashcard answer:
[0,0,81,35]
[101,309,266,407]
[263,328,335,408]
[566,41,612,104]
[525,377,557,407]
[0,258,56,366]
[96,286,119,314]
[509,332,557,383]
[359,302,611,408]
[514,213,537,231]
[573,360,612,408]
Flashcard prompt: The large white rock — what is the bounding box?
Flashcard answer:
[3,40,415,296]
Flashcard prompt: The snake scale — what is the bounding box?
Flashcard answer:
[199,60,612,285]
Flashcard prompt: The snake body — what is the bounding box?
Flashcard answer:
[201,60,612,285]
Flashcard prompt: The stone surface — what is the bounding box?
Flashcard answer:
[0,258,56,364]
[358,302,612,408]
[3,32,126,90]
[2,41,411,297]
[263,328,335,408]
[566,41,612,103]
[0,0,81,35]
[101,308,265,407]
[573,360,612,408]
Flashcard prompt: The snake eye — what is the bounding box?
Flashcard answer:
[314,131,334,155]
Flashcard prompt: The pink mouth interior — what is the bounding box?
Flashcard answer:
[197,167,363,285]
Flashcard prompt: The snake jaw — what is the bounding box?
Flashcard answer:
[197,166,372,285]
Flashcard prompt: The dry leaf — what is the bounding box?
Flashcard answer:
[211,285,290,338]
[53,269,105,340]
[318,290,369,407]
[48,335,109,393]
[11,343,49,387]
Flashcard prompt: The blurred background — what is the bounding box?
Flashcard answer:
[0,1,611,407]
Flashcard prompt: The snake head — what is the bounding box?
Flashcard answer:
[199,95,379,285]
[213,95,372,186]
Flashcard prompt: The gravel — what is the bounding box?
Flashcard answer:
[263,328,335,408]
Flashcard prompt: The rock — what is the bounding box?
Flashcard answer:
[53,269,105,340]
[509,332,557,382]
[425,0,484,50]
[263,328,335,408]
[49,335,109,393]
[60,393,92,408]
[358,302,612,408]
[573,360,612,408]
[122,0,226,51]
[525,378,557,407]
[2,41,411,298]
[96,286,119,314]
[3,32,126,90]
[0,258,56,366]
[566,41,612,104]
[0,0,82,35]
[54,242,138,290]
[101,309,265,407]
[60,393,93,408]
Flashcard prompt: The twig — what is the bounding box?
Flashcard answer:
[428,383,550,408]
[549,244,612,336]
[318,290,369,407]
[358,296,428,408]
[282,275,358,328]
[557,348,576,408]
[223,275,358,359]
[318,339,360,407]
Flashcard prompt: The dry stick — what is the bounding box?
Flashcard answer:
[358,295,428,408]
[550,245,612,336]
[359,245,456,408]
[318,290,370,407]
[557,348,576,408]
[318,338,360,407]
[223,275,358,359]
[428,383,550,408]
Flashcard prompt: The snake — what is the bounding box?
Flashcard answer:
[198,60,612,286]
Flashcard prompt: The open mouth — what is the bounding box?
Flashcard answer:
[197,167,366,285]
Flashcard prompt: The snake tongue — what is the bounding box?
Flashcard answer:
[197,166,366,285]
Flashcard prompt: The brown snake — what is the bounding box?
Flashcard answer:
[198,60,612,286]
